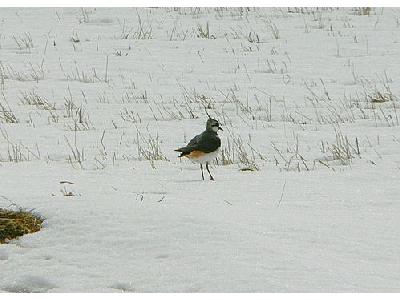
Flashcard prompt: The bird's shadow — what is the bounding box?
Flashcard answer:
[174,179,216,183]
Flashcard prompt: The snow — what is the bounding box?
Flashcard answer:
[0,7,400,292]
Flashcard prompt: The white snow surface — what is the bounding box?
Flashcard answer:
[0,7,399,292]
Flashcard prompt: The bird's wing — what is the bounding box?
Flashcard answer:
[175,133,203,154]
[187,133,203,148]
[196,133,221,153]
[175,132,220,154]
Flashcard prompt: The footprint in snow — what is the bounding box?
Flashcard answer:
[110,282,135,292]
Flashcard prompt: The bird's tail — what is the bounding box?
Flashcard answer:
[175,147,190,157]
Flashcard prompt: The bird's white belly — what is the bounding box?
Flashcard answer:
[189,148,220,164]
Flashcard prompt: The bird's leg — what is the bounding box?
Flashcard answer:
[206,163,214,181]
[200,164,204,180]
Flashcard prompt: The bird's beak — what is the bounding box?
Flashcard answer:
[218,126,223,131]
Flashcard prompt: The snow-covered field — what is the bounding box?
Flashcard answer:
[0,7,399,292]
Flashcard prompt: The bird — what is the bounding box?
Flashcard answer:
[175,118,222,181]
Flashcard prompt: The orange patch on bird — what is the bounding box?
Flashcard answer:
[185,150,205,158]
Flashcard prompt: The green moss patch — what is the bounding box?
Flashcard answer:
[0,208,43,244]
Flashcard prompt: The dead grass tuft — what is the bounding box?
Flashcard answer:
[0,208,44,244]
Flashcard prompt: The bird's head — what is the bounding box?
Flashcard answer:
[206,118,223,132]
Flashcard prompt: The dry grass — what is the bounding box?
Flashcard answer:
[0,208,43,244]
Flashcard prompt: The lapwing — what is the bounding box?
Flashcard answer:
[175,118,222,180]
